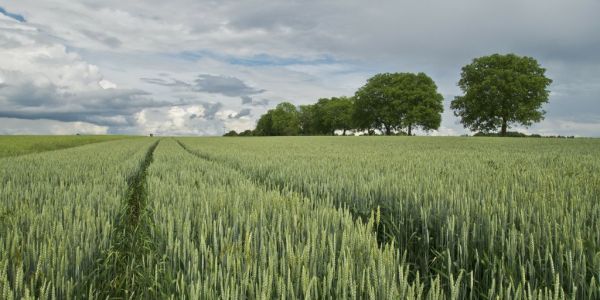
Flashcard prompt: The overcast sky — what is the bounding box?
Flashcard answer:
[0,0,599,136]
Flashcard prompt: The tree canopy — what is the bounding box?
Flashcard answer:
[254,102,300,136]
[354,72,443,135]
[451,53,552,136]
[299,97,354,135]
[243,58,553,138]
[251,72,444,136]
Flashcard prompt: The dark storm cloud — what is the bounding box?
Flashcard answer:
[0,78,169,126]
[142,74,266,98]
[240,96,269,107]
[193,74,265,97]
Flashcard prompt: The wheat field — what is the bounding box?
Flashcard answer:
[1,136,598,299]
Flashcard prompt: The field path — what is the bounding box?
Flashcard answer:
[85,140,169,299]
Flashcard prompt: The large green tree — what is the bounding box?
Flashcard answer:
[451,53,552,136]
[254,110,273,136]
[255,102,300,136]
[298,97,355,135]
[322,97,354,135]
[398,74,444,135]
[271,102,300,135]
[299,103,323,135]
[354,72,443,135]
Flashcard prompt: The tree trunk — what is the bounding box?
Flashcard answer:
[384,125,391,135]
[501,118,507,136]
[342,129,346,136]
[408,124,412,136]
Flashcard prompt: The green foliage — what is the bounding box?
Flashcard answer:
[451,53,552,136]
[254,72,443,136]
[254,111,274,136]
[299,104,320,135]
[300,97,355,135]
[354,72,443,135]
[255,102,301,136]
[238,129,254,136]
[223,130,239,136]
[271,102,301,136]
[224,130,255,137]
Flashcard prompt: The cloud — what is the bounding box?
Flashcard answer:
[241,96,270,106]
[80,29,122,48]
[0,15,168,130]
[193,74,265,96]
[135,105,220,136]
[140,77,190,88]
[200,102,223,120]
[0,117,108,134]
[228,108,251,119]
[0,69,168,126]
[1,1,599,136]
[133,103,251,136]
[241,95,252,105]
[142,73,266,100]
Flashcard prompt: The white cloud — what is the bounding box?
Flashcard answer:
[99,79,117,89]
[0,117,108,134]
[0,15,168,130]
[134,105,214,135]
[427,127,465,137]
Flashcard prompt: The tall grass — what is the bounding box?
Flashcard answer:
[0,135,132,158]
[148,139,421,299]
[0,138,155,299]
[1,136,597,299]
[178,136,600,298]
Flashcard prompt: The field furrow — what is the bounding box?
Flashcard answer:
[87,140,167,299]
[148,138,420,299]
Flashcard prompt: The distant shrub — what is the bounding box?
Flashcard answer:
[474,131,528,137]
[223,130,239,137]
[473,131,574,138]
[238,130,254,136]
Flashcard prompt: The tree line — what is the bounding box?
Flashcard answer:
[224,53,552,137]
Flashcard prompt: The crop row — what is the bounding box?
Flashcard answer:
[2,136,598,299]
[148,139,420,299]
[0,135,132,158]
[0,138,156,299]
[177,136,600,299]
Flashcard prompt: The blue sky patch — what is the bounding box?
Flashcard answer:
[0,6,26,22]
[171,50,339,67]
[226,54,337,67]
